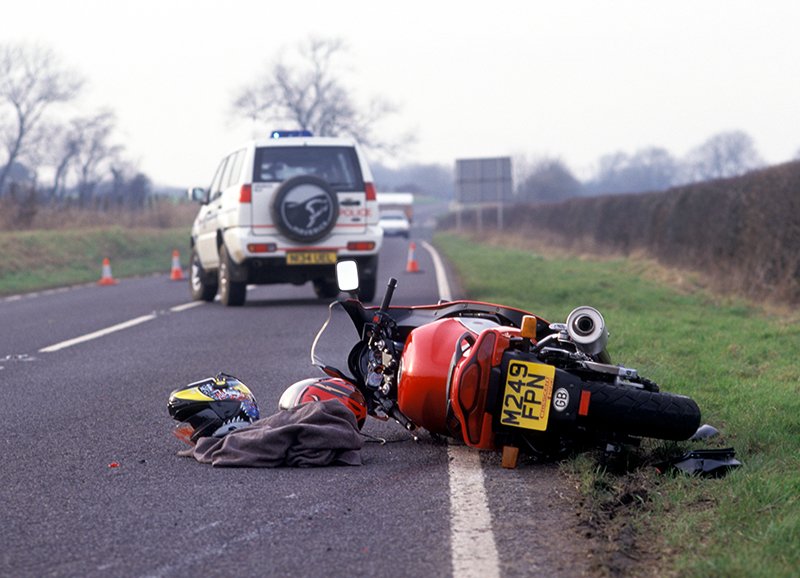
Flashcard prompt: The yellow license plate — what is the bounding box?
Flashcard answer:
[285,251,337,265]
[500,360,555,431]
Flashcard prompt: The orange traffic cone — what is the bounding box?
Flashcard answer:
[97,257,119,285]
[169,249,185,281]
[406,241,420,273]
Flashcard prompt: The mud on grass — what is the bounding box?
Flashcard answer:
[564,444,689,578]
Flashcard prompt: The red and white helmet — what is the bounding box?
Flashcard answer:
[279,377,367,429]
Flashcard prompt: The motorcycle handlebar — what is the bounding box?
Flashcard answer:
[379,278,398,313]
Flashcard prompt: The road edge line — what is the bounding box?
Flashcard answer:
[420,240,453,301]
[420,240,500,578]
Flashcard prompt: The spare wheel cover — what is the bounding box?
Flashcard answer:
[271,176,339,243]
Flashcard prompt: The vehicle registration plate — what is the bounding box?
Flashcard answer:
[285,251,337,265]
[500,360,555,431]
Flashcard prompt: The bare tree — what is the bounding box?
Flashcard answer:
[0,43,83,196]
[109,161,151,209]
[71,110,122,206]
[40,120,82,202]
[684,130,763,182]
[233,37,399,152]
[586,147,678,195]
[517,158,581,203]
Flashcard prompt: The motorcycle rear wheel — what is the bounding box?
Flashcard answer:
[579,381,701,441]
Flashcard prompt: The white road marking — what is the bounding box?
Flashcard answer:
[421,241,501,578]
[35,294,206,353]
[39,314,158,353]
[448,444,501,578]
[170,301,204,313]
[421,240,453,301]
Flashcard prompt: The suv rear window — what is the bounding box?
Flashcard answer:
[253,146,364,191]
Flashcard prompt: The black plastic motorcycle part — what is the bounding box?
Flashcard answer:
[656,448,742,478]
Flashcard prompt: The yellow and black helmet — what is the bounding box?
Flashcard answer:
[168,373,260,444]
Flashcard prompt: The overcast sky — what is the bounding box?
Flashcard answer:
[5,0,800,187]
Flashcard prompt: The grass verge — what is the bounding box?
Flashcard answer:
[435,232,800,578]
[0,226,190,296]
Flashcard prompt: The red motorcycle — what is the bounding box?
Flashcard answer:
[291,261,702,462]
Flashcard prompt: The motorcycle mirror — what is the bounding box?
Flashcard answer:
[336,260,360,293]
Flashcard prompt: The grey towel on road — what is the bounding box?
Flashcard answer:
[179,399,363,467]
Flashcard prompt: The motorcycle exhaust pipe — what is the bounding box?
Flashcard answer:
[566,306,610,361]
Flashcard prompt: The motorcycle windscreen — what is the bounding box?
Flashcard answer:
[311,301,361,381]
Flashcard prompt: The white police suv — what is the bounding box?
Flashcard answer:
[188,131,382,306]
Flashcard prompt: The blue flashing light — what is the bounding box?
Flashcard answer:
[270,130,313,138]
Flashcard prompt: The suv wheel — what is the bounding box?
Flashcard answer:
[271,176,339,243]
[357,256,379,302]
[313,278,340,299]
[218,245,247,307]
[359,272,378,302]
[190,247,218,302]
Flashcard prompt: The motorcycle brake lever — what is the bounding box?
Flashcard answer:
[390,406,418,436]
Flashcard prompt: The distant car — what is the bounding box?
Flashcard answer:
[379,210,410,238]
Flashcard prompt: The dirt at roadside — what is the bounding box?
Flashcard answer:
[481,450,666,578]
[572,464,668,578]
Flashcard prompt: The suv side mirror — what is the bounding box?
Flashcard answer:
[336,260,360,293]
[187,187,207,203]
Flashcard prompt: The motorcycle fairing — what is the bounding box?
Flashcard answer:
[397,318,464,434]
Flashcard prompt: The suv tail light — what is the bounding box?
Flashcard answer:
[239,184,252,203]
[364,182,377,201]
[347,241,376,251]
[247,243,277,253]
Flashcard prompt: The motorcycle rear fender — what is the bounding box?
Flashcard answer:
[449,327,516,449]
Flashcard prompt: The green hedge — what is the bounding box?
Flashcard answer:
[444,161,800,305]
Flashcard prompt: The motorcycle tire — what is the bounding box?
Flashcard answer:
[313,277,340,299]
[579,381,701,441]
[359,272,377,303]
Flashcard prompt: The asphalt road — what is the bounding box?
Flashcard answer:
[1,208,592,578]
